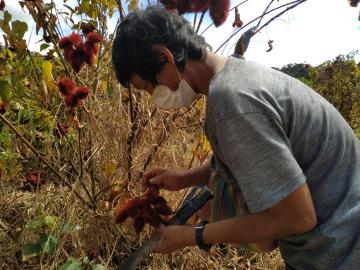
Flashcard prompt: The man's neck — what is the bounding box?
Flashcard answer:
[184,53,228,96]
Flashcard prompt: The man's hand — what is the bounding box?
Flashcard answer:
[142,160,212,191]
[141,168,186,191]
[153,224,196,254]
[152,183,316,255]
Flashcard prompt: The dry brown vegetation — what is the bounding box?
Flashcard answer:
[1,1,359,269]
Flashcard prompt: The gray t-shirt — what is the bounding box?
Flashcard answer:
[205,56,360,269]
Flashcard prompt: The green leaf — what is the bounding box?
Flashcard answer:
[19,1,26,9]
[44,3,55,11]
[22,243,42,261]
[82,256,89,264]
[0,79,10,103]
[59,220,81,234]
[64,4,76,14]
[40,44,50,51]
[92,264,106,270]
[4,11,12,24]
[59,257,83,270]
[12,20,28,39]
[39,234,58,254]
[25,216,45,230]
[44,215,58,230]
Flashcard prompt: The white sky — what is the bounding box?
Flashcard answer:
[1,0,360,68]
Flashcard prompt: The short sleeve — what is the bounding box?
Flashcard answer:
[215,113,306,213]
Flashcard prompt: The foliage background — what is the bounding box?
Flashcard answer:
[0,0,359,269]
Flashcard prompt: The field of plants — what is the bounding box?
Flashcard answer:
[0,0,359,269]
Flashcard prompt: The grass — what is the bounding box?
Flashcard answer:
[0,92,285,269]
[0,181,285,269]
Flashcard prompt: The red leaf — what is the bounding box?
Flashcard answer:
[232,7,243,28]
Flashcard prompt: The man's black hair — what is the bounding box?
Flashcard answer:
[111,6,210,88]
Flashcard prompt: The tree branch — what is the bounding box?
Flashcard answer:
[214,0,307,53]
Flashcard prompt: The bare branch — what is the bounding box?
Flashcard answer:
[215,0,307,54]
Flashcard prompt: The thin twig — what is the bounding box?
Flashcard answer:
[140,112,179,177]
[28,1,73,79]
[196,10,207,34]
[256,0,275,29]
[126,87,137,182]
[200,0,250,35]
[193,12,198,29]
[254,0,307,35]
[115,0,125,21]
[214,0,307,53]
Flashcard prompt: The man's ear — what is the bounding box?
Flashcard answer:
[152,45,175,65]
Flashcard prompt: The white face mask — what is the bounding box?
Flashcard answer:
[150,79,199,109]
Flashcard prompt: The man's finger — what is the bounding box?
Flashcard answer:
[149,176,163,185]
[141,168,162,187]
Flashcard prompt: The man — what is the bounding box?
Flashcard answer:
[112,6,360,269]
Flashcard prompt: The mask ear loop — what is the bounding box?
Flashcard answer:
[174,63,183,89]
[156,61,183,90]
